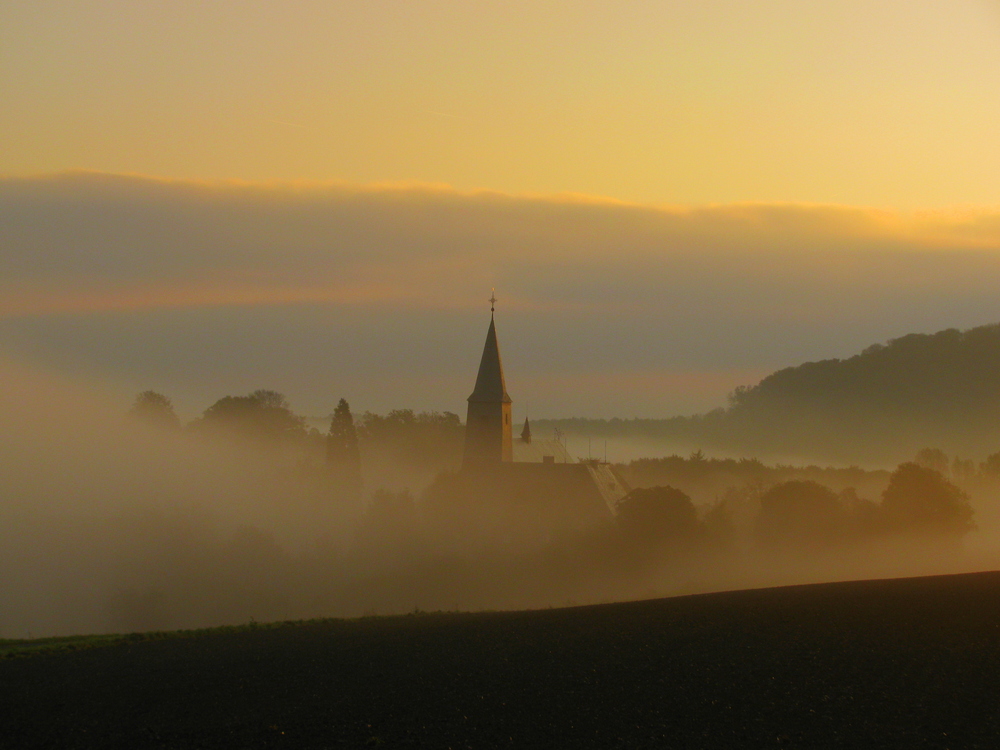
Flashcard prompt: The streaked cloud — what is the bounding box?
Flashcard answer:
[3,172,1000,419]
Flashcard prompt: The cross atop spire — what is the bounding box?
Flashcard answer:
[489,288,497,316]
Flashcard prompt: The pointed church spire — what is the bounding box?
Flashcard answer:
[521,416,531,443]
[463,294,514,465]
[467,295,511,404]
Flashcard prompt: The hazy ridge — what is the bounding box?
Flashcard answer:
[537,322,1000,465]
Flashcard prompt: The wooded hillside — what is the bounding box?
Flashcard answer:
[538,323,1000,464]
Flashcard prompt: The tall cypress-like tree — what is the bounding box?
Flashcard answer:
[327,398,362,489]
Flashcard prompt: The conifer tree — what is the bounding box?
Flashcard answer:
[327,398,362,488]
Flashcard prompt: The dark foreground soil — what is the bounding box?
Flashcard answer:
[4,572,1000,749]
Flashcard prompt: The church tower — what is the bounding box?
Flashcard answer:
[463,293,513,466]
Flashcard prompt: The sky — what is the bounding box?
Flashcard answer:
[4,0,1000,207]
[3,1,1000,421]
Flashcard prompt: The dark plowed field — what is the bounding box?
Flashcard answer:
[4,572,1000,749]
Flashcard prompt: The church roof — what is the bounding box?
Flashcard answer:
[512,438,571,464]
[468,315,512,404]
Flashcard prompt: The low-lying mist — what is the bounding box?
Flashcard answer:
[3,357,999,640]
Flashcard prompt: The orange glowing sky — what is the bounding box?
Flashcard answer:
[3,1,1000,208]
[5,2,1000,423]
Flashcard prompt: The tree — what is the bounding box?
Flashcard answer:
[368,488,415,520]
[914,448,949,476]
[248,389,289,410]
[980,451,1000,477]
[196,390,306,443]
[616,485,700,549]
[357,409,464,468]
[755,480,846,547]
[951,456,976,483]
[881,462,975,537]
[127,391,180,430]
[327,398,362,488]
[838,487,882,538]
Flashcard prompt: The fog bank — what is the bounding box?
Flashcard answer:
[3,357,999,639]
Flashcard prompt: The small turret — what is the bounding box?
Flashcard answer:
[521,417,532,444]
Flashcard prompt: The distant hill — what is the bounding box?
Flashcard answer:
[538,323,1000,465]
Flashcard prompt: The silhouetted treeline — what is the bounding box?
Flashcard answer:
[610,461,974,572]
[356,409,463,470]
[622,451,890,507]
[127,390,464,491]
[537,322,1000,464]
